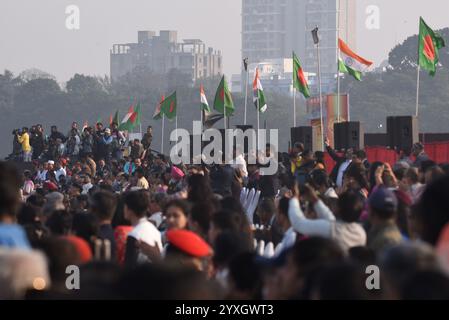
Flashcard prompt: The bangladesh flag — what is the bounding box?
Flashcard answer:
[133,102,142,126]
[253,68,267,113]
[200,84,211,112]
[293,52,311,98]
[419,17,445,76]
[338,38,373,81]
[214,75,234,116]
[119,105,135,131]
[153,95,165,120]
[110,110,120,126]
[161,92,177,120]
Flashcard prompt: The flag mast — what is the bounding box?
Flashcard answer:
[139,99,142,137]
[415,65,421,117]
[256,70,260,151]
[257,94,261,154]
[224,76,227,131]
[161,114,165,155]
[313,26,325,151]
[200,87,203,131]
[175,104,178,156]
[243,58,249,125]
[336,0,342,123]
[293,88,297,128]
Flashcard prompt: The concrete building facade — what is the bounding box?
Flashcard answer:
[241,0,356,94]
[110,30,222,82]
[232,58,315,96]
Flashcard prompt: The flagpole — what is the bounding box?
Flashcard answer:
[175,114,178,156]
[244,67,249,125]
[317,37,325,151]
[161,115,165,154]
[415,65,421,117]
[257,99,260,152]
[336,0,341,123]
[201,107,203,132]
[224,102,227,131]
[293,89,297,127]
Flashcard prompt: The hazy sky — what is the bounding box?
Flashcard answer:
[1,0,449,82]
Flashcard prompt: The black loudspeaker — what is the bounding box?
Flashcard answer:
[333,123,345,151]
[291,127,313,151]
[387,117,397,149]
[333,122,364,150]
[387,116,418,151]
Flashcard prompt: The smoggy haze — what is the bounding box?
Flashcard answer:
[1,0,448,81]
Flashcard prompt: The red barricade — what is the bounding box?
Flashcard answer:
[323,142,449,174]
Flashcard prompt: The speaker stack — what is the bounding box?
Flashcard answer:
[386,116,418,151]
[290,126,313,151]
[333,121,364,150]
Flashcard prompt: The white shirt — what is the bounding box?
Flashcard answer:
[288,198,366,252]
[324,187,339,199]
[232,154,248,178]
[128,218,163,263]
[410,183,424,203]
[274,227,297,257]
[37,170,48,182]
[149,212,163,228]
[336,160,352,187]
[22,180,35,196]
[82,183,93,195]
[55,167,67,182]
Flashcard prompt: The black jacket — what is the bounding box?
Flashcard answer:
[326,145,348,184]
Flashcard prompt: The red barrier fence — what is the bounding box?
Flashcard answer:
[322,142,449,173]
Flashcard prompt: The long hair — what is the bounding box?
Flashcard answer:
[187,174,214,204]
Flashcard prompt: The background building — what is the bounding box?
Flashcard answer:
[232,58,315,95]
[110,30,222,82]
[241,0,356,94]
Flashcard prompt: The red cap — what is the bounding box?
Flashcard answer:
[166,229,212,258]
[63,235,93,263]
[44,181,58,191]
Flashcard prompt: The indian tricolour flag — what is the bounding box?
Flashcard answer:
[338,38,373,81]
[153,95,165,120]
[119,105,135,131]
[253,68,267,113]
[200,84,211,112]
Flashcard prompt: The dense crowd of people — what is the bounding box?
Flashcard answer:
[1,121,449,300]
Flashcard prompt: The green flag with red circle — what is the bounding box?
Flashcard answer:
[418,17,445,77]
[161,91,177,120]
[213,75,235,116]
[293,51,311,98]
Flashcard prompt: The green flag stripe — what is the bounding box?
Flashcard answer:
[339,59,362,81]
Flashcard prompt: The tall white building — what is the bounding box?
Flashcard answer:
[242,0,356,94]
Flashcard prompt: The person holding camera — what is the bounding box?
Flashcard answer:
[9,129,22,161]
[17,127,32,162]
[30,124,45,160]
